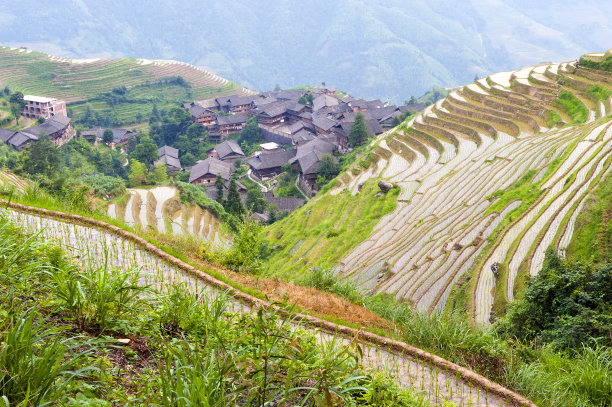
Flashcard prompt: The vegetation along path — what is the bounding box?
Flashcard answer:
[3,201,535,406]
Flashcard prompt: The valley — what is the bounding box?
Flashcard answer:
[0,37,610,405]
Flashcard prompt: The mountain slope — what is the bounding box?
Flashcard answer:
[1,1,611,103]
[265,51,612,324]
[0,46,251,126]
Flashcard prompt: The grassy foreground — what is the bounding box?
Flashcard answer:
[0,208,430,406]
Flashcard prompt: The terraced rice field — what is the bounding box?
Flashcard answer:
[0,46,253,125]
[5,207,521,406]
[0,169,30,193]
[273,54,612,324]
[106,186,225,245]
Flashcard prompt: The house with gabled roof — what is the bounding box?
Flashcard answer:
[189,158,234,185]
[209,113,250,143]
[155,145,181,172]
[228,95,256,114]
[1,115,75,150]
[312,114,338,135]
[207,140,245,163]
[247,148,297,179]
[289,137,337,187]
[313,94,339,112]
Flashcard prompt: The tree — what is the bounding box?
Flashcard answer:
[9,92,25,125]
[317,154,340,181]
[130,135,159,165]
[223,217,265,274]
[24,135,62,177]
[152,162,167,184]
[182,152,196,167]
[246,186,267,213]
[214,174,225,203]
[348,112,369,147]
[298,93,314,107]
[495,249,612,350]
[128,159,147,187]
[224,178,244,217]
[238,117,261,146]
[102,129,114,144]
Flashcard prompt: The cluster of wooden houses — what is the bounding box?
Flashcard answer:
[184,87,424,194]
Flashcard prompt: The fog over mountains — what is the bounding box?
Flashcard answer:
[1,0,610,102]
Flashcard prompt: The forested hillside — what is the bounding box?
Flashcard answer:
[2,0,611,103]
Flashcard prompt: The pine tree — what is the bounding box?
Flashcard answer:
[215,174,225,203]
[224,178,244,217]
[348,112,369,147]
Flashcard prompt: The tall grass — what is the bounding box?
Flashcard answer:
[0,307,96,406]
[0,212,431,405]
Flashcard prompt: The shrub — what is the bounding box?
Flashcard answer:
[495,250,612,350]
[83,174,126,197]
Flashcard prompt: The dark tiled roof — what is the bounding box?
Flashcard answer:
[400,103,426,113]
[265,195,304,212]
[158,145,179,158]
[290,138,336,175]
[260,90,305,101]
[370,105,400,121]
[188,104,207,118]
[213,140,244,159]
[247,149,297,171]
[217,113,250,126]
[313,94,339,111]
[259,101,292,118]
[8,132,37,149]
[299,111,313,120]
[197,98,220,109]
[336,119,384,137]
[189,158,233,183]
[292,129,316,145]
[155,155,182,171]
[229,95,256,106]
[24,115,71,138]
[0,128,15,142]
[312,115,337,131]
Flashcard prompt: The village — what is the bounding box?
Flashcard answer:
[0,87,424,220]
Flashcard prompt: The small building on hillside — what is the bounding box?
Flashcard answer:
[312,94,339,112]
[186,103,217,126]
[312,115,337,135]
[1,115,75,150]
[228,96,256,114]
[207,140,245,163]
[263,191,304,213]
[81,127,135,147]
[188,158,233,185]
[247,149,296,179]
[289,138,336,187]
[211,113,250,142]
[155,145,182,172]
[22,95,67,119]
[257,102,290,125]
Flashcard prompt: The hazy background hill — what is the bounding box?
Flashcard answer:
[1,0,610,102]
